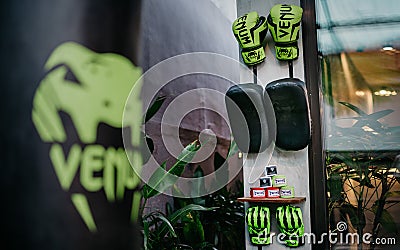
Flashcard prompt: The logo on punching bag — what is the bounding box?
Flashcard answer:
[32,42,143,232]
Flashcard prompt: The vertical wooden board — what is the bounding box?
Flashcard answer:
[237,0,311,249]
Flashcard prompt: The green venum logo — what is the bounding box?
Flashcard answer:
[32,42,143,232]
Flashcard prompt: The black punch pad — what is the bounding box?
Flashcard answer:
[265,78,310,151]
[225,84,273,153]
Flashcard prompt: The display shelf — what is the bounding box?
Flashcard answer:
[237,197,306,204]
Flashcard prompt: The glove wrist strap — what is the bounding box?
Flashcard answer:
[274,42,299,61]
[241,46,266,66]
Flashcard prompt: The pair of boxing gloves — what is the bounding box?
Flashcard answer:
[232,4,303,65]
[227,4,309,153]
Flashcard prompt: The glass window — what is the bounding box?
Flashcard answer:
[316,0,400,248]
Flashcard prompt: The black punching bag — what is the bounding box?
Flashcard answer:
[225,84,274,153]
[265,78,310,151]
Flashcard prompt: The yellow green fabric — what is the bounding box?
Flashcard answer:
[246,206,271,245]
[276,205,305,247]
[232,11,268,65]
[267,4,303,60]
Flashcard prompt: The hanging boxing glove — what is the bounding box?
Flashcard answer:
[225,84,274,153]
[232,11,268,66]
[265,78,310,151]
[267,4,303,61]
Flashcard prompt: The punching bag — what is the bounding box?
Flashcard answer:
[265,78,310,151]
[225,84,274,153]
[1,0,143,249]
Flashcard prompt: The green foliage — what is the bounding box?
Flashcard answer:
[141,96,166,162]
[144,96,166,123]
[171,179,245,250]
[143,205,215,250]
[139,96,243,250]
[142,140,201,199]
[140,139,215,250]
[171,147,244,250]
[140,139,243,250]
[326,102,400,249]
[199,184,245,250]
[327,102,400,151]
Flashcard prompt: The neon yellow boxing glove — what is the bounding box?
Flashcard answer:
[232,12,268,66]
[267,4,303,61]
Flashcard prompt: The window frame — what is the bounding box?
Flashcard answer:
[301,0,330,249]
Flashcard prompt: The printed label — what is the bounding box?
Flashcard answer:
[274,178,286,185]
[260,177,272,187]
[281,189,293,196]
[268,189,279,197]
[252,189,266,197]
[267,189,280,197]
[265,165,277,176]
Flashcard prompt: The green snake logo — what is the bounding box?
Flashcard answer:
[32,41,141,143]
[32,42,143,232]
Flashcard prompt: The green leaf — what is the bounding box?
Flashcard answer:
[157,204,216,239]
[350,177,374,188]
[367,109,394,120]
[339,101,367,116]
[227,140,238,158]
[328,173,343,201]
[371,202,398,234]
[214,151,229,188]
[144,96,166,123]
[194,165,204,178]
[175,244,193,249]
[385,191,400,199]
[191,166,206,204]
[142,161,166,198]
[339,203,365,230]
[143,219,150,240]
[328,164,346,173]
[142,140,201,198]
[145,135,154,154]
[171,184,186,198]
[214,151,225,171]
[148,212,178,237]
[165,202,173,216]
[380,209,398,233]
[143,211,178,250]
[183,212,205,245]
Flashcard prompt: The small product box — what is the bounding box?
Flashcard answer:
[250,187,266,198]
[272,175,287,187]
[266,187,280,198]
[280,186,295,198]
[265,165,278,176]
[260,176,272,188]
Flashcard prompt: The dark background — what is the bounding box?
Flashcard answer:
[0,0,142,249]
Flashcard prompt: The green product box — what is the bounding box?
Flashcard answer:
[280,185,295,198]
[272,175,287,187]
